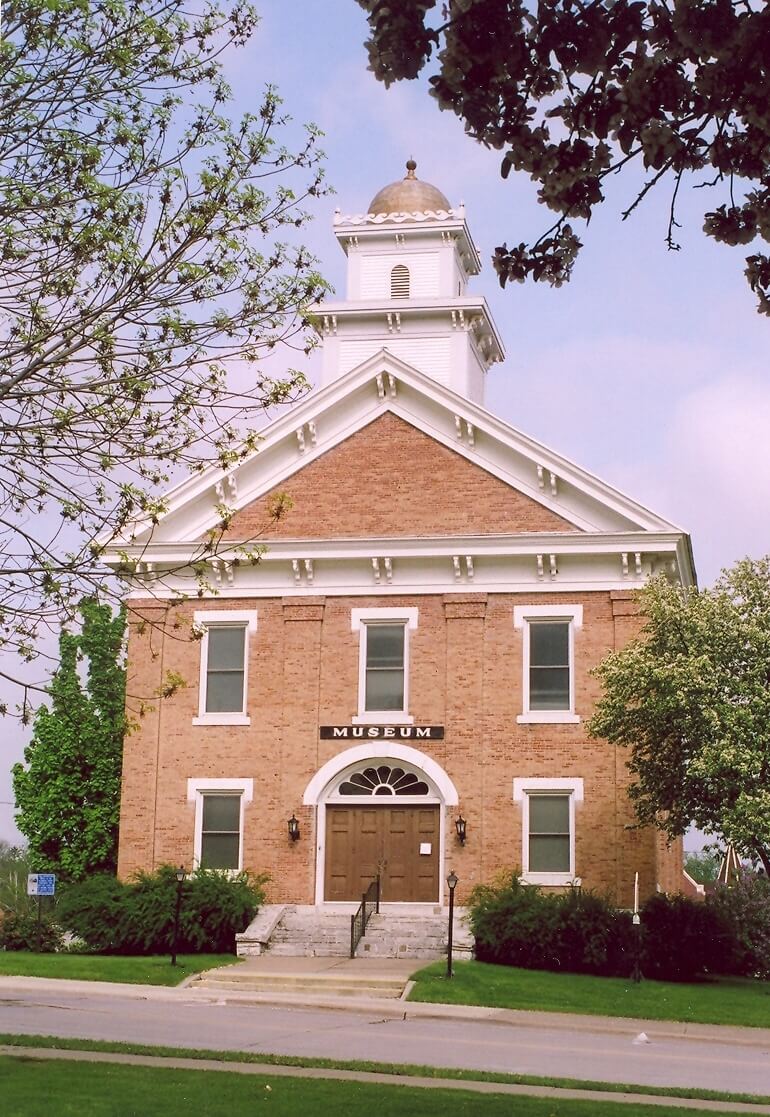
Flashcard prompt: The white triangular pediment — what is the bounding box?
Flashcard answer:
[107,349,684,552]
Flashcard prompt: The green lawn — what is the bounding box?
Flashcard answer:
[0,951,236,986]
[4,1033,770,1108]
[409,960,770,1028]
[0,1056,755,1117]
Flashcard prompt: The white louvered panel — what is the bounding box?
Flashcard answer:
[359,252,440,299]
[339,337,451,384]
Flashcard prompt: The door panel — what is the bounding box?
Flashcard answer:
[325,805,439,902]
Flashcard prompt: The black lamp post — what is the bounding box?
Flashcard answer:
[171,865,186,967]
[446,870,458,979]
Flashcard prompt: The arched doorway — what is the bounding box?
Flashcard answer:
[303,744,458,904]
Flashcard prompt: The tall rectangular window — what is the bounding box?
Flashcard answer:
[513,778,583,886]
[351,607,418,724]
[364,623,405,712]
[529,622,570,711]
[193,611,257,726]
[200,794,242,870]
[205,626,246,713]
[513,605,582,724]
[528,794,570,872]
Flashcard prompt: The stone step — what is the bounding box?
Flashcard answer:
[238,903,473,961]
[195,970,406,998]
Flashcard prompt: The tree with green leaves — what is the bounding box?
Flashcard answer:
[683,849,721,885]
[356,0,770,311]
[12,601,126,880]
[0,0,329,709]
[588,557,770,876]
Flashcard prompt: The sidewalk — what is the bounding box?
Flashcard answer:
[2,964,770,1050]
[2,1042,770,1115]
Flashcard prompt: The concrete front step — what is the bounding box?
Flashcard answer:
[193,970,407,998]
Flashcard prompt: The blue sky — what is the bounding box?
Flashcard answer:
[2,1,768,845]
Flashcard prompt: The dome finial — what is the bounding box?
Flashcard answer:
[405,158,417,179]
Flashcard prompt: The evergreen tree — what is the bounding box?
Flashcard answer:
[13,601,126,880]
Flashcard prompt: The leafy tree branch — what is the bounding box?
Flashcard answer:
[356,0,770,311]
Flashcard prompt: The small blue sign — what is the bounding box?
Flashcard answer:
[27,873,56,896]
[37,874,56,896]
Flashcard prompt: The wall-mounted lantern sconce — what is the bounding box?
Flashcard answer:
[288,814,300,842]
[455,815,467,844]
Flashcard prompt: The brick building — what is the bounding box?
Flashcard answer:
[105,164,694,916]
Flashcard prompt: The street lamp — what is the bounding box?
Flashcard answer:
[446,870,459,979]
[171,865,186,967]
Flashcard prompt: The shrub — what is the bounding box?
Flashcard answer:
[55,874,127,953]
[57,866,267,955]
[470,873,560,970]
[553,887,634,976]
[469,873,633,977]
[707,872,770,978]
[640,893,731,981]
[0,910,63,952]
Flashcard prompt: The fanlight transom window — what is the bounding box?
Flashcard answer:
[338,765,429,796]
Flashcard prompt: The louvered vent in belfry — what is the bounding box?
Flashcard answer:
[390,264,409,298]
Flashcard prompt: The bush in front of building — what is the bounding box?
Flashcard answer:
[640,892,732,982]
[468,873,755,981]
[469,873,631,976]
[706,872,770,979]
[0,909,63,952]
[57,866,266,955]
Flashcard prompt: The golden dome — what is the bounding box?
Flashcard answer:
[368,160,451,216]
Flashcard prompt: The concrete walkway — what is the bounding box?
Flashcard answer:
[3,1043,770,1114]
[2,965,770,1050]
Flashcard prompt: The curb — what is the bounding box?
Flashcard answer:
[2,1043,770,1115]
[2,974,770,1050]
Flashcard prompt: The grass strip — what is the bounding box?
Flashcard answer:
[409,961,770,1029]
[4,1055,759,1117]
[1,1031,769,1108]
[0,952,236,986]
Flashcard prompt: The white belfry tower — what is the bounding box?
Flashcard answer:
[313,160,504,405]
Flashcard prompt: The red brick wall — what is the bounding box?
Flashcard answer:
[221,413,577,541]
[118,588,682,906]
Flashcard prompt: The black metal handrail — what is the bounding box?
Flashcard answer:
[350,875,381,958]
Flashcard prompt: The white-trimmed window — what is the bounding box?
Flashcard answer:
[513,777,583,886]
[193,610,257,725]
[351,607,418,724]
[513,604,582,723]
[187,777,253,872]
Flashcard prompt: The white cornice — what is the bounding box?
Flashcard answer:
[332,209,480,273]
[100,354,695,586]
[307,297,506,365]
[106,530,694,602]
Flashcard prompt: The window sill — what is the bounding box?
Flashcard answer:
[192,714,251,726]
[352,712,415,726]
[516,712,580,725]
[522,873,580,887]
[191,864,242,877]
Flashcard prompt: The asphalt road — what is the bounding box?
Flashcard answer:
[0,986,768,1096]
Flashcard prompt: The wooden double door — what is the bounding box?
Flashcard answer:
[324,805,440,903]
